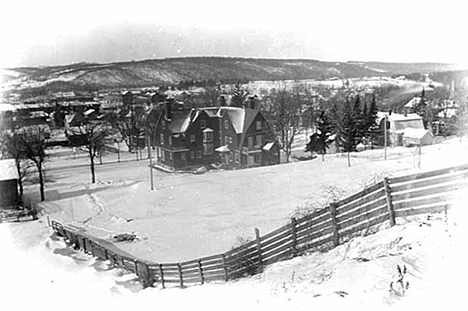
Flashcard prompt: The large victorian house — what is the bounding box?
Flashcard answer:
[153,99,279,170]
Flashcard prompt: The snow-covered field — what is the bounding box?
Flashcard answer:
[2,137,468,310]
[26,137,468,264]
[2,191,467,310]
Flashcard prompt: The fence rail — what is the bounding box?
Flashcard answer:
[50,163,468,288]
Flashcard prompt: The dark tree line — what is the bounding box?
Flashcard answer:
[305,93,379,162]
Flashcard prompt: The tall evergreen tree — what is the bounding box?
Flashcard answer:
[414,87,433,129]
[305,110,334,161]
[334,98,360,153]
[231,83,247,107]
[366,94,379,148]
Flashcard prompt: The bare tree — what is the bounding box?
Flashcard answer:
[0,128,32,200]
[270,89,303,163]
[20,126,49,201]
[69,116,114,183]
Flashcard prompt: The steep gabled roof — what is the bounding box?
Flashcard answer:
[404,97,422,109]
[168,109,193,134]
[219,107,245,134]
[203,108,220,118]
[242,109,259,133]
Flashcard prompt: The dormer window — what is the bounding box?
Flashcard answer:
[201,120,206,129]
[203,128,213,142]
[256,121,262,130]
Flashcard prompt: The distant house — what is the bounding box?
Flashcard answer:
[0,159,20,209]
[153,99,279,170]
[377,112,425,146]
[404,96,423,113]
[402,128,434,147]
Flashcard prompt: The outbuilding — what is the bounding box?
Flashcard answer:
[0,159,20,209]
[403,128,434,147]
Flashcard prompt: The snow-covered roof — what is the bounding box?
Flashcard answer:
[220,107,245,134]
[0,159,19,181]
[404,97,422,109]
[263,142,275,151]
[168,109,193,134]
[377,112,422,124]
[403,128,431,139]
[215,145,230,153]
[83,109,94,116]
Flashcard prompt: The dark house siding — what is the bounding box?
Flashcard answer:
[0,179,19,209]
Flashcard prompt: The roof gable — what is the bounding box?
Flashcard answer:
[167,109,193,133]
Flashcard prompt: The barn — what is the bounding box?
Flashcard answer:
[0,159,20,209]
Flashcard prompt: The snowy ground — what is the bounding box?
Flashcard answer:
[1,137,468,310]
[2,192,467,310]
[27,138,468,263]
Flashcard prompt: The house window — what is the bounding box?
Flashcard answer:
[160,133,164,145]
[229,153,233,161]
[235,152,240,163]
[169,152,173,160]
[203,131,213,142]
[161,150,165,161]
[256,121,262,130]
[201,120,206,129]
[203,143,214,155]
[190,134,196,142]
[254,153,261,163]
[256,135,262,147]
[189,151,195,159]
[248,136,254,149]
[162,120,166,130]
[224,119,229,129]
[168,136,172,145]
[196,150,202,159]
[229,137,233,144]
[225,136,229,145]
[181,153,187,161]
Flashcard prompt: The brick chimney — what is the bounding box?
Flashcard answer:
[165,97,173,120]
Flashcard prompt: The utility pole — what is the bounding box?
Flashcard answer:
[384,114,388,160]
[147,132,154,190]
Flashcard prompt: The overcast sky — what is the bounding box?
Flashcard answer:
[1,0,467,68]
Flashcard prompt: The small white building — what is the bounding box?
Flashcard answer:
[377,112,425,146]
[403,128,434,146]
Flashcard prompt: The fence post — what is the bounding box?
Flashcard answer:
[383,177,396,226]
[159,264,165,289]
[222,254,229,281]
[136,261,152,288]
[177,263,184,288]
[291,217,297,257]
[255,228,263,265]
[89,240,95,257]
[134,260,139,276]
[197,259,204,285]
[329,203,340,247]
[82,237,87,253]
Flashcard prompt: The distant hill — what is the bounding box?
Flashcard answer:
[1,57,464,94]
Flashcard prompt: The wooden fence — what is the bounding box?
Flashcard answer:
[50,163,468,288]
